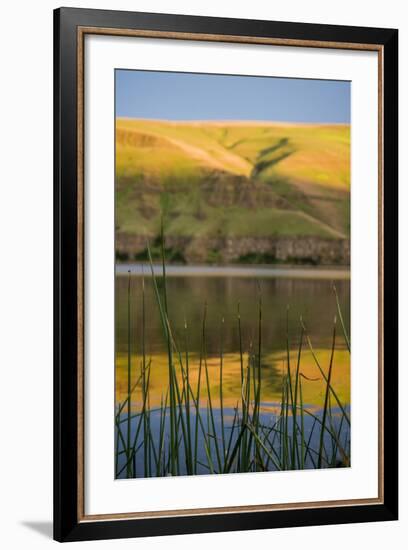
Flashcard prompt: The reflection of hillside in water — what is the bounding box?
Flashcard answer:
[115,272,350,410]
[115,347,350,410]
[115,273,350,355]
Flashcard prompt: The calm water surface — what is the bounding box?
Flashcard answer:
[115,264,350,357]
[115,264,351,478]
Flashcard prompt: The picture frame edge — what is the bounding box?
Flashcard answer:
[53,7,398,542]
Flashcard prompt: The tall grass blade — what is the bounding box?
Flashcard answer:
[126,270,132,477]
[333,284,350,352]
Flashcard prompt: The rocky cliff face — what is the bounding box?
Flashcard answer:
[116,233,350,266]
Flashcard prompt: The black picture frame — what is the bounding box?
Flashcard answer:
[54,7,398,542]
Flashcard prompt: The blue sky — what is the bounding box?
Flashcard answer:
[116,70,350,124]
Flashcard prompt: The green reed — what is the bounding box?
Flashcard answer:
[114,238,351,478]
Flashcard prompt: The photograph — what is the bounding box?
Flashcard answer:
[114,69,351,479]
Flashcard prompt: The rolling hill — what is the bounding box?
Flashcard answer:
[115,118,350,265]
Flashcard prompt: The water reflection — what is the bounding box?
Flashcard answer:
[115,270,350,356]
[115,267,351,477]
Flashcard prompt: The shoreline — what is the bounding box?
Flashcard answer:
[116,263,350,280]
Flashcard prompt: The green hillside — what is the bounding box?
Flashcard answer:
[115,118,350,264]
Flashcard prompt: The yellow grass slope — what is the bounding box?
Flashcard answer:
[116,118,350,242]
[117,118,350,189]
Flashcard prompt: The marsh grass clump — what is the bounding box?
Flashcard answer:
[115,231,350,479]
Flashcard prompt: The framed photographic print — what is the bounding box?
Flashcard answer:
[54,7,398,542]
